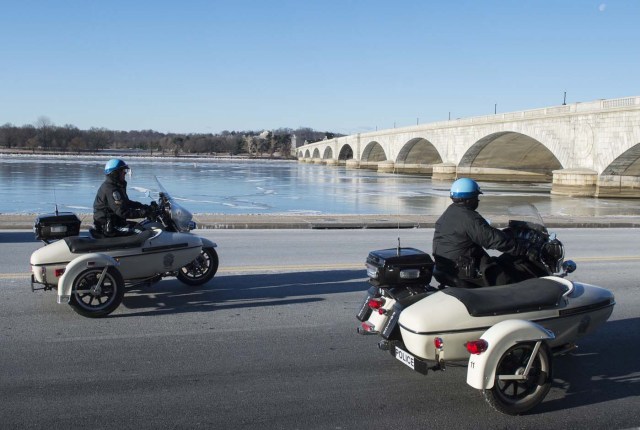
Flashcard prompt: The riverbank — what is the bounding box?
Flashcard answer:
[3,213,640,230]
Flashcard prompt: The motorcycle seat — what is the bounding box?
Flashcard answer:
[64,230,155,253]
[442,278,569,317]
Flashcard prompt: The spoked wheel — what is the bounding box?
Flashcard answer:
[69,267,125,318]
[176,247,219,286]
[483,342,552,415]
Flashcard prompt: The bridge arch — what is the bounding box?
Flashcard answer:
[312,148,321,159]
[396,138,443,164]
[304,149,311,158]
[458,131,562,181]
[322,147,333,159]
[361,141,387,162]
[602,142,640,175]
[338,144,354,160]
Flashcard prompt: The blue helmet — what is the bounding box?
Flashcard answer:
[450,178,483,199]
[104,158,128,175]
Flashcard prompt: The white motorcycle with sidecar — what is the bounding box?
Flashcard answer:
[30,178,218,318]
[356,205,615,415]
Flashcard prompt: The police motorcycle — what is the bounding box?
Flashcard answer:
[30,177,219,318]
[356,203,615,415]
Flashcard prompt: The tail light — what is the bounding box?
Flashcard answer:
[360,321,376,333]
[368,298,385,310]
[434,337,444,350]
[465,339,489,355]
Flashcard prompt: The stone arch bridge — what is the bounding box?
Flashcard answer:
[298,96,640,197]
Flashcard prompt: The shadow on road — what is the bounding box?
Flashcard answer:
[0,231,39,243]
[536,317,640,413]
[116,269,367,317]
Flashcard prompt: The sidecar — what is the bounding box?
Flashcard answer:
[30,213,217,318]
[382,276,614,414]
[358,239,615,415]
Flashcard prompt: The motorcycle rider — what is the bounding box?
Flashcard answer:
[432,178,521,287]
[93,158,155,237]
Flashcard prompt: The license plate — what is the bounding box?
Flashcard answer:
[395,346,415,370]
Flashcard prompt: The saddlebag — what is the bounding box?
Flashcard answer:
[366,247,433,287]
[34,212,81,241]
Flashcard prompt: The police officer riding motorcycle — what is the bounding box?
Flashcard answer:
[93,158,156,237]
[432,178,526,288]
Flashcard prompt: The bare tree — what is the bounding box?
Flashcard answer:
[35,116,54,149]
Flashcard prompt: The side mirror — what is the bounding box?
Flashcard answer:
[562,260,577,274]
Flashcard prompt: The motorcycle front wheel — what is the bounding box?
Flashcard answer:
[69,267,125,318]
[177,247,219,286]
[482,342,552,415]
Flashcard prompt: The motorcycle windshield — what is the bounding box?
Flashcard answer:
[506,203,547,232]
[154,176,194,232]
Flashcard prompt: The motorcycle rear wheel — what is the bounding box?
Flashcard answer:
[177,247,219,286]
[483,342,552,415]
[69,267,125,318]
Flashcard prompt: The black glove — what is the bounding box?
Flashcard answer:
[146,204,157,218]
[511,239,529,257]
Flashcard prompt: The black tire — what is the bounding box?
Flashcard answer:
[69,266,125,318]
[176,247,218,286]
[483,342,552,415]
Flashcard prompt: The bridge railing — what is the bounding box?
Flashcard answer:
[300,96,640,146]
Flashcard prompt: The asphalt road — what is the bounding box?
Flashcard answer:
[1,228,639,429]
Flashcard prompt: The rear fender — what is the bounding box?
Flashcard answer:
[466,319,555,390]
[57,253,119,304]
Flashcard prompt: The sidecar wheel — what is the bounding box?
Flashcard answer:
[177,247,218,286]
[483,342,552,415]
[69,267,125,318]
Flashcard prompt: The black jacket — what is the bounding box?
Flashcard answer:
[432,202,515,275]
[93,176,148,228]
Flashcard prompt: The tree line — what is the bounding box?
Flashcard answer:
[0,117,342,157]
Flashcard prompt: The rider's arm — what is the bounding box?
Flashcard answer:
[107,189,147,219]
[467,213,516,253]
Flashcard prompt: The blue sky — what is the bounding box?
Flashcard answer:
[1,1,638,134]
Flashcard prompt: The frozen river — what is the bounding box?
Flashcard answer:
[2,154,640,219]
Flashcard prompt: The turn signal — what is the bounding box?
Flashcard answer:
[465,339,489,355]
[54,268,65,277]
[368,298,385,309]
